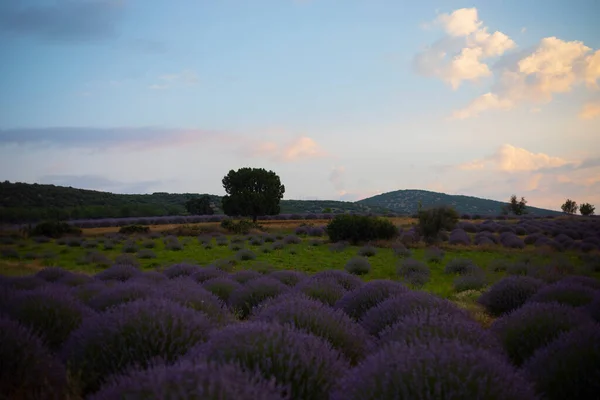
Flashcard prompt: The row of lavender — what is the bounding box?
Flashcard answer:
[1,263,599,399]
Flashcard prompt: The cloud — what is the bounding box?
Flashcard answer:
[457,144,569,172]
[246,136,329,162]
[414,8,515,89]
[0,127,230,151]
[149,70,199,90]
[39,174,165,194]
[0,1,124,43]
[329,166,346,195]
[452,36,600,118]
[580,101,600,119]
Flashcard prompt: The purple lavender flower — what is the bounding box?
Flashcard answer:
[4,285,94,350]
[335,280,408,321]
[89,359,288,400]
[331,339,537,400]
[231,269,262,284]
[491,302,593,366]
[448,228,471,245]
[377,308,503,354]
[0,315,69,399]
[190,266,228,283]
[88,282,157,312]
[295,276,348,306]
[359,291,469,337]
[95,264,141,282]
[192,321,349,400]
[526,281,597,307]
[61,298,214,395]
[481,274,542,311]
[310,269,364,291]
[345,256,372,275]
[35,266,69,282]
[252,295,373,364]
[523,323,600,400]
[201,277,242,304]
[268,270,307,287]
[163,263,202,279]
[229,277,289,319]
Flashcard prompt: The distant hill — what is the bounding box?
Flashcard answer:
[358,189,562,216]
[0,181,390,223]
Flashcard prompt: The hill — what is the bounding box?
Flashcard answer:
[0,181,390,223]
[358,189,562,216]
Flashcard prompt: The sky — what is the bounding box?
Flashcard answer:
[1,0,599,211]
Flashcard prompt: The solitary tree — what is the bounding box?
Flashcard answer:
[185,195,214,215]
[580,203,595,216]
[417,206,459,244]
[506,195,528,215]
[221,168,285,222]
[560,199,578,215]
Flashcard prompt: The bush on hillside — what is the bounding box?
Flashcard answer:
[29,221,81,238]
[417,206,459,244]
[327,215,397,244]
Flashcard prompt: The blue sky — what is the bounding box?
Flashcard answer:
[1,0,599,211]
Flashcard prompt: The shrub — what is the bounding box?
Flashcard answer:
[248,235,264,246]
[417,206,459,243]
[96,265,141,282]
[164,236,184,251]
[270,240,285,250]
[327,215,397,244]
[57,272,93,287]
[4,286,94,350]
[215,236,229,246]
[359,291,469,337]
[0,316,69,399]
[489,259,510,272]
[35,266,69,283]
[229,277,289,318]
[193,321,349,400]
[161,278,233,325]
[121,240,139,253]
[89,359,287,400]
[506,261,528,275]
[141,239,156,249]
[268,270,307,287]
[113,253,140,268]
[283,234,301,244]
[119,225,150,235]
[444,258,477,275]
[202,277,242,304]
[136,249,157,259]
[526,282,597,307]
[392,242,412,258]
[190,267,228,284]
[335,280,408,321]
[345,256,372,275]
[523,323,600,400]
[448,228,471,245]
[377,308,502,354]
[397,258,430,288]
[236,248,257,261]
[454,270,488,292]
[253,295,373,364]
[163,263,201,279]
[62,298,214,395]
[332,339,536,400]
[131,271,168,285]
[252,261,276,275]
[478,276,545,316]
[424,246,445,263]
[220,219,256,234]
[30,221,81,238]
[559,275,600,290]
[81,251,112,268]
[296,276,348,306]
[82,239,98,249]
[308,226,325,237]
[0,275,46,291]
[88,282,156,312]
[357,244,377,257]
[491,302,593,366]
[231,269,262,284]
[103,240,115,250]
[310,270,363,291]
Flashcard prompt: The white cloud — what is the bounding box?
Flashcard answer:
[579,101,600,119]
[414,8,515,89]
[457,144,569,172]
[246,136,329,162]
[452,93,513,119]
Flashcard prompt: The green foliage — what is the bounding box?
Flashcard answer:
[185,195,214,215]
[29,221,82,238]
[560,199,578,215]
[118,225,150,235]
[326,215,397,244]
[221,168,285,222]
[505,195,528,216]
[417,206,459,243]
[580,203,595,216]
[220,219,257,234]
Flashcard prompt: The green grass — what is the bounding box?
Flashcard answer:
[1,235,594,299]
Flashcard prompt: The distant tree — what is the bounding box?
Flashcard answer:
[580,203,595,216]
[560,199,578,215]
[221,168,285,223]
[417,206,459,244]
[185,195,214,215]
[506,195,528,215]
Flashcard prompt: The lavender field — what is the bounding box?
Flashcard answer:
[1,215,599,399]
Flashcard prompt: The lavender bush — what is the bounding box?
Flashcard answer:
[331,339,537,400]
[295,276,348,306]
[345,256,372,275]
[231,269,262,284]
[88,282,156,312]
[335,280,408,321]
[526,281,597,307]
[357,244,377,257]
[310,270,363,291]
[201,277,242,304]
[268,270,307,287]
[444,258,478,275]
[491,302,593,366]
[163,263,202,279]
[228,277,289,318]
[478,276,545,316]
[192,321,349,400]
[95,264,141,282]
[424,246,445,263]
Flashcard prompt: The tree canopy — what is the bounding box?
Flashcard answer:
[504,195,528,216]
[221,168,285,222]
[185,195,214,215]
[580,203,595,216]
[561,199,578,215]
